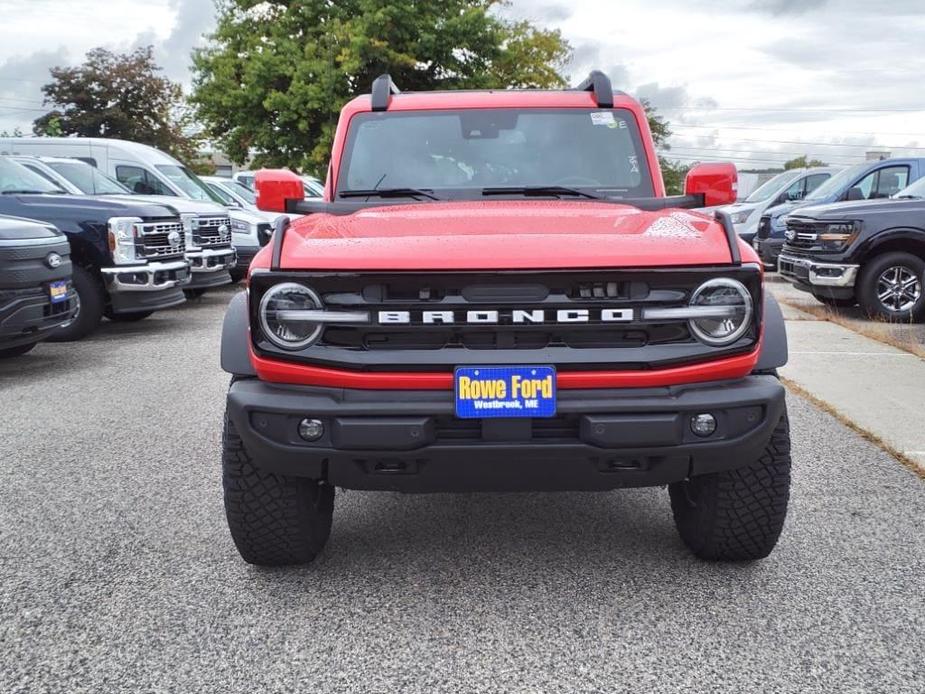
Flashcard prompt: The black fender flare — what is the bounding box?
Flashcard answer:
[221,291,256,377]
[756,292,788,371]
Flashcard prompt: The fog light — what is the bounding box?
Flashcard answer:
[298,418,324,442]
[690,413,717,437]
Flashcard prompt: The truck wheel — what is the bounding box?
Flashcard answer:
[105,310,154,322]
[222,413,334,566]
[669,412,791,561]
[857,252,925,322]
[0,341,38,358]
[46,266,104,342]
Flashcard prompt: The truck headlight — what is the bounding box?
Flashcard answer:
[259,283,324,350]
[181,213,200,250]
[818,221,860,250]
[231,218,252,234]
[688,278,753,346]
[731,209,753,225]
[107,216,143,265]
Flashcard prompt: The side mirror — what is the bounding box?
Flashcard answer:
[787,190,804,202]
[685,162,738,207]
[845,187,864,201]
[255,169,305,213]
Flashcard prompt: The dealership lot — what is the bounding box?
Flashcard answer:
[1,286,923,693]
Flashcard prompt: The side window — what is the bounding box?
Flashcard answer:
[115,165,173,196]
[804,174,829,196]
[873,166,909,198]
[782,177,806,202]
[851,171,878,200]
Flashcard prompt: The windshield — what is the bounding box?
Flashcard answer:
[337,108,653,199]
[0,157,66,194]
[745,170,801,203]
[894,176,925,199]
[804,163,867,202]
[47,161,129,195]
[301,176,325,198]
[227,179,257,204]
[205,182,235,205]
[156,164,225,203]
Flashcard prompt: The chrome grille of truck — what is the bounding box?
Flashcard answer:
[784,219,820,250]
[137,220,185,259]
[194,216,232,248]
[250,269,762,372]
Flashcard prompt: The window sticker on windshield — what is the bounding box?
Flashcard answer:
[628,156,640,173]
[591,111,615,126]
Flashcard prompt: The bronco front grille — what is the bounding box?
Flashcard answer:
[137,220,185,259]
[194,216,232,248]
[249,268,762,373]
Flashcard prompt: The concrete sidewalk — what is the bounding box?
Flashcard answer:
[769,285,925,473]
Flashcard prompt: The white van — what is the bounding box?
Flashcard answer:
[0,137,268,281]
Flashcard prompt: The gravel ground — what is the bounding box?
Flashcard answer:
[1,285,923,694]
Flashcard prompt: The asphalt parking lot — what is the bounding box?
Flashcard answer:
[1,285,923,694]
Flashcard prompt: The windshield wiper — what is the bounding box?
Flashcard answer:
[482,186,601,200]
[339,188,440,201]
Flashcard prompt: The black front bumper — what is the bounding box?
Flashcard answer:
[226,375,786,492]
[753,237,784,268]
[0,285,78,349]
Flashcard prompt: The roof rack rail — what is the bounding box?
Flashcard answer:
[574,70,613,109]
[371,74,400,111]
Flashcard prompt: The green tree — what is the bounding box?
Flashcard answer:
[191,0,571,174]
[33,47,200,162]
[784,154,826,170]
[640,99,690,195]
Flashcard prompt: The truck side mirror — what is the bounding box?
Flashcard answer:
[845,187,864,201]
[255,169,305,213]
[685,162,738,207]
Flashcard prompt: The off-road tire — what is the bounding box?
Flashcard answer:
[105,309,154,322]
[46,266,104,342]
[0,341,38,358]
[222,413,334,566]
[669,412,791,561]
[857,251,925,322]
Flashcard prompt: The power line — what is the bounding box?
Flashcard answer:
[662,146,861,163]
[669,131,924,151]
[658,106,925,113]
[668,122,925,138]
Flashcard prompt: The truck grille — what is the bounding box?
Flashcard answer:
[757,216,771,239]
[137,220,185,259]
[784,219,820,250]
[194,216,232,248]
[250,268,762,373]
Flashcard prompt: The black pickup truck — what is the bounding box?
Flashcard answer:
[0,215,77,357]
[0,157,191,340]
[778,186,925,321]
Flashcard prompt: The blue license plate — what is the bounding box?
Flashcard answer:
[455,366,556,419]
[48,280,68,304]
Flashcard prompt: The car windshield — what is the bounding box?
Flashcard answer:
[206,182,235,205]
[894,176,925,199]
[744,170,801,203]
[337,108,654,199]
[227,179,257,204]
[804,163,868,202]
[156,164,226,203]
[46,160,129,195]
[0,157,66,194]
[301,177,325,198]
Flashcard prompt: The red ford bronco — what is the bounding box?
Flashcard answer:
[220,72,791,566]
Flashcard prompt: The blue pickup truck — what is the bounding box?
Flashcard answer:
[753,158,925,268]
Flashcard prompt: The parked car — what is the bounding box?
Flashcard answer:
[0,215,77,357]
[754,158,925,268]
[0,156,190,340]
[10,155,236,294]
[778,175,925,321]
[718,167,838,244]
[219,71,792,566]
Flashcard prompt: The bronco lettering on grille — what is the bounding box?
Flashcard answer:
[377,308,635,325]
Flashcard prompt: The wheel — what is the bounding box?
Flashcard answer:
[46,266,104,342]
[105,310,153,322]
[184,288,208,299]
[0,341,38,358]
[669,411,791,561]
[222,412,334,566]
[812,293,856,309]
[857,252,925,322]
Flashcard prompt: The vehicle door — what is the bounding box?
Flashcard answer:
[844,165,910,201]
[113,163,178,196]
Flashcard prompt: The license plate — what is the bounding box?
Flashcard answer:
[48,280,68,304]
[455,366,556,419]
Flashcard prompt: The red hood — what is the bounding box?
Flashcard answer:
[275,201,740,271]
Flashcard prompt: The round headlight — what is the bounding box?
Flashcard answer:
[259,283,324,350]
[688,278,753,346]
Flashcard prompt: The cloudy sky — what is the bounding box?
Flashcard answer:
[2,0,924,170]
